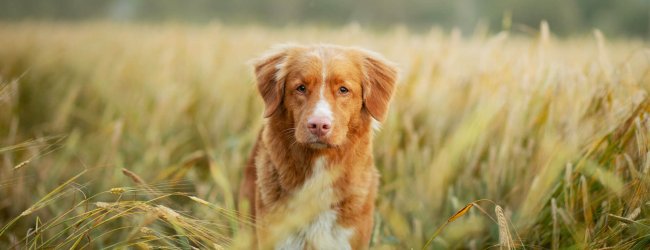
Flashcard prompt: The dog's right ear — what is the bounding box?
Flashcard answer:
[251,46,292,118]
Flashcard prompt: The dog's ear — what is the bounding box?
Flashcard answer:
[252,46,292,118]
[360,49,398,122]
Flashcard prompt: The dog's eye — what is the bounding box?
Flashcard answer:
[339,86,349,94]
[296,85,306,93]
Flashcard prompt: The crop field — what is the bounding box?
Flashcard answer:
[0,22,649,249]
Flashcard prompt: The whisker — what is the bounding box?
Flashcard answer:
[280,127,296,135]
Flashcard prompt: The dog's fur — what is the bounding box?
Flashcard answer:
[239,44,397,249]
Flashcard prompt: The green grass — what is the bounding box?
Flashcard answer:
[0,22,649,249]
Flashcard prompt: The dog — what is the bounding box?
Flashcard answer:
[239,44,398,249]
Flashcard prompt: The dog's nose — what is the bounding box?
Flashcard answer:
[307,117,331,137]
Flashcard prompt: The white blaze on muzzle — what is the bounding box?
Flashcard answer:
[312,84,334,120]
[310,48,334,122]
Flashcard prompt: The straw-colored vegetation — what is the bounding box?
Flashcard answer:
[1,22,649,249]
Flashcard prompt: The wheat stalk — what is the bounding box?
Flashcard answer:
[495,205,513,250]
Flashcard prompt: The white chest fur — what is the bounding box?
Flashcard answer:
[275,157,353,250]
[276,209,353,250]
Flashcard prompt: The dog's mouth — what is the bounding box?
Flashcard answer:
[306,138,336,149]
[296,131,338,149]
[308,141,329,149]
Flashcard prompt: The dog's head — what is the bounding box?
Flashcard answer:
[252,44,398,149]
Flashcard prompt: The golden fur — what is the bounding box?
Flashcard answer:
[239,44,398,249]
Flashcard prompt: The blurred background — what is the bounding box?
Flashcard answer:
[1,0,649,38]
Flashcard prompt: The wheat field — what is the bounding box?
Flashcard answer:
[1,22,649,249]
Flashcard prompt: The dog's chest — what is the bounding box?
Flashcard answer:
[275,157,353,250]
[276,209,353,250]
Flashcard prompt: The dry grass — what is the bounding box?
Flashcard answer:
[1,22,649,249]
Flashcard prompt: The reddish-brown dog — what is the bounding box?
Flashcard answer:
[239,44,397,249]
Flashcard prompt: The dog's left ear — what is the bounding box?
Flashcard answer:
[251,46,294,118]
[360,50,398,122]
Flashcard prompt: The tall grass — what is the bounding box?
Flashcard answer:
[1,22,649,249]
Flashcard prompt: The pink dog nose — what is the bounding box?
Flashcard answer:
[307,117,331,137]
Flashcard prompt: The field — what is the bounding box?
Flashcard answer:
[1,22,649,249]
